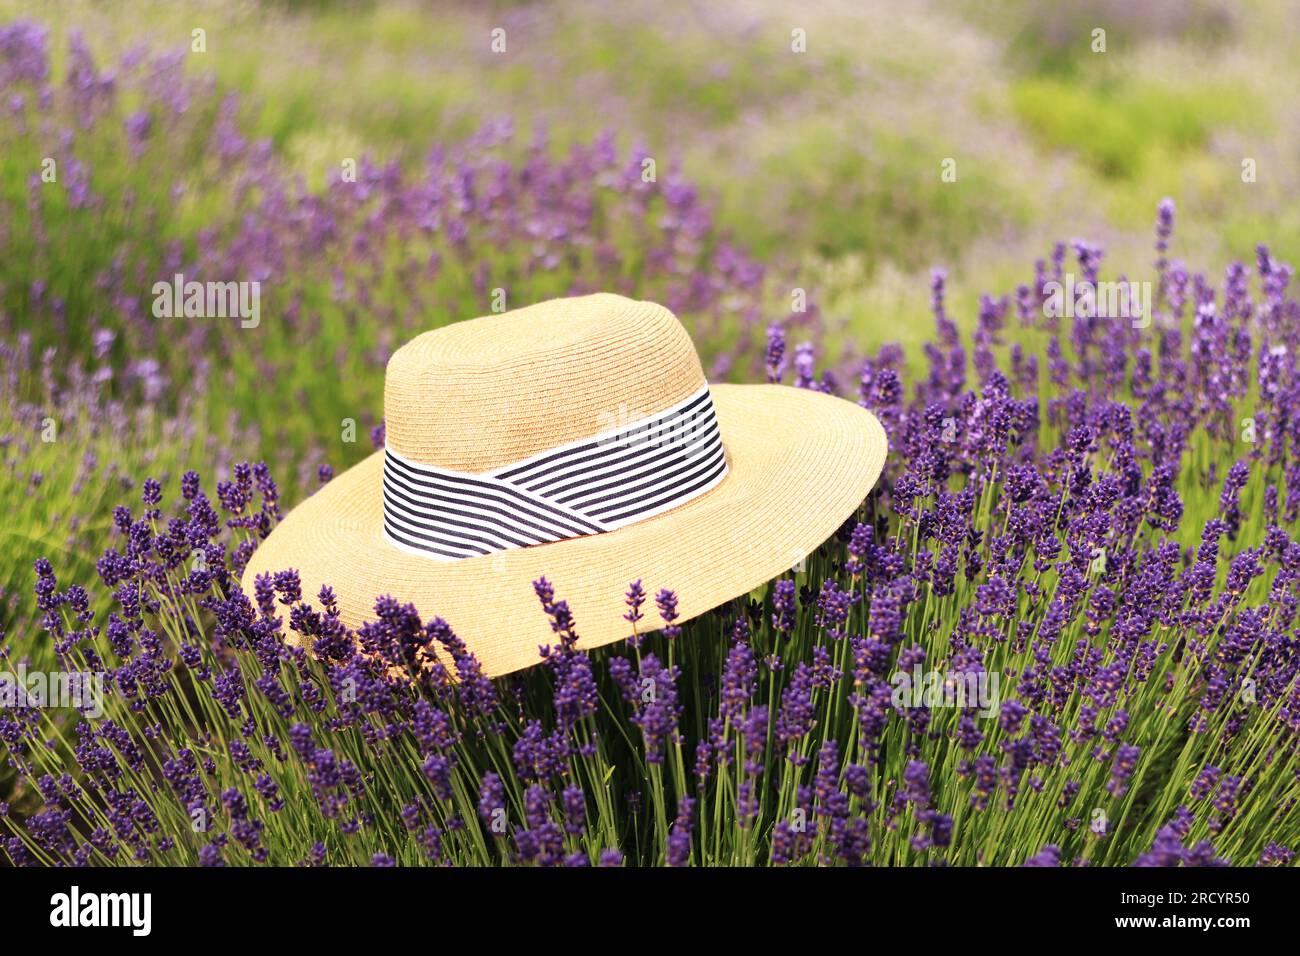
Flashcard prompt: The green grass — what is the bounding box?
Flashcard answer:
[734,125,1028,265]
[1011,77,1262,180]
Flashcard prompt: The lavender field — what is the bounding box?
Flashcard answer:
[1,1,1298,870]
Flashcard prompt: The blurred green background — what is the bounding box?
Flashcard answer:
[8,0,1297,353]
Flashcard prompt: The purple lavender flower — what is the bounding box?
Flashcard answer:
[624,579,646,630]
[765,323,786,383]
[771,578,797,635]
[632,655,681,764]
[667,796,696,866]
[654,588,681,640]
[720,639,757,723]
[1023,845,1061,867]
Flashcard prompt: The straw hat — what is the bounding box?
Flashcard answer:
[242,294,887,676]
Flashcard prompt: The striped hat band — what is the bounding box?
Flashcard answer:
[382,384,728,561]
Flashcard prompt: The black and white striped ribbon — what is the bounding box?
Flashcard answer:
[383,384,729,561]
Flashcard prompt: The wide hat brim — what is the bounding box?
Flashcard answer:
[241,383,887,677]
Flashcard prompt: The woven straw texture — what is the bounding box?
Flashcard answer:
[385,293,705,471]
[241,295,888,677]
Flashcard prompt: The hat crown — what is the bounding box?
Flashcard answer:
[383,294,707,472]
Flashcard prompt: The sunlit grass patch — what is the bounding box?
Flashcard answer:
[720,122,1027,268]
[1011,76,1263,180]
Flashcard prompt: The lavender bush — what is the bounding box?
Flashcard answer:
[0,25,814,647]
[0,324,266,816]
[1,24,813,505]
[3,198,1298,865]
